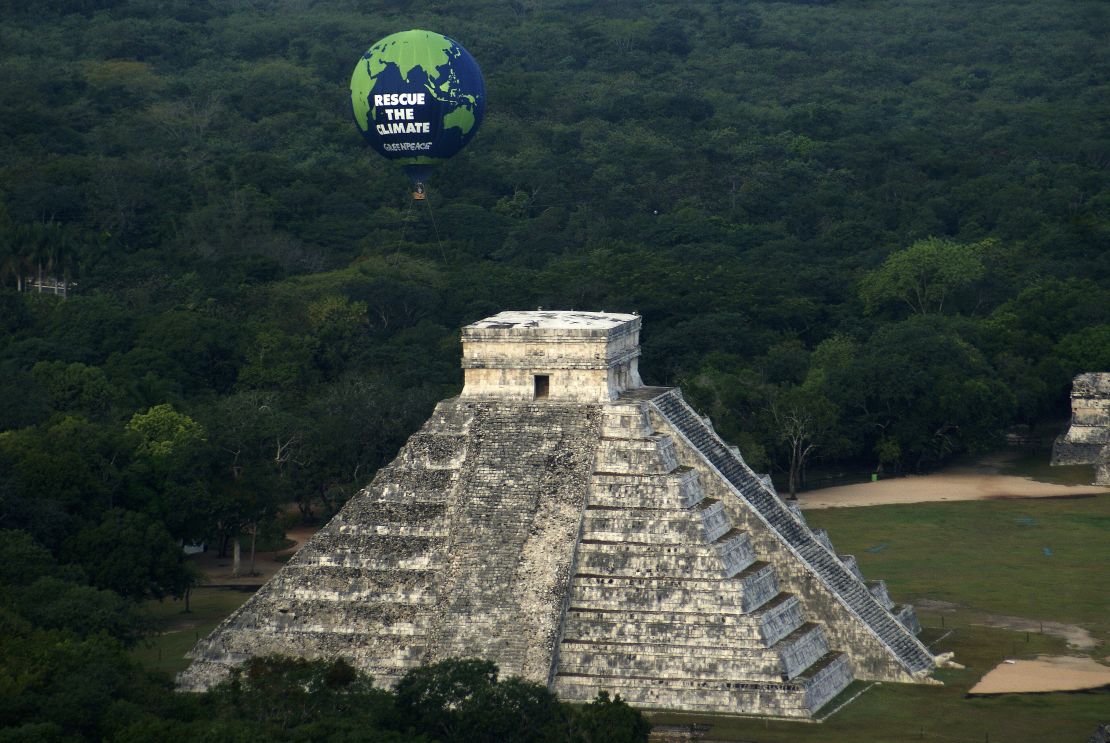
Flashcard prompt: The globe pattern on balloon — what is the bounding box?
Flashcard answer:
[350,30,485,169]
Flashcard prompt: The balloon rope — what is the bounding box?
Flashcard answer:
[398,195,416,246]
[424,195,447,264]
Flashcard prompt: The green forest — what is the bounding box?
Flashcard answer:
[0,0,1107,739]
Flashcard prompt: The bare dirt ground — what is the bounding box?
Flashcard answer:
[969,655,1110,694]
[974,614,1100,650]
[193,525,317,587]
[798,453,1108,509]
[914,600,1099,650]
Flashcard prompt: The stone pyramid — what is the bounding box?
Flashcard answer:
[1052,373,1110,466]
[180,311,937,718]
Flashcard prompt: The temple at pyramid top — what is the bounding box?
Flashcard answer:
[461,310,643,402]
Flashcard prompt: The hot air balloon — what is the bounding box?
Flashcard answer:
[350,29,486,200]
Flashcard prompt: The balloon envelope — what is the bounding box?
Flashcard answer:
[350,29,485,183]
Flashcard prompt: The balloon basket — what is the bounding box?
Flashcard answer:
[411,182,427,201]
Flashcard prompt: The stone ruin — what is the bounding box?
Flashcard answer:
[1052,373,1110,485]
[179,311,938,718]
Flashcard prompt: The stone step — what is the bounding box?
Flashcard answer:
[573,530,755,580]
[600,404,654,438]
[574,547,739,579]
[894,604,922,635]
[697,500,732,542]
[794,651,855,713]
[294,534,445,565]
[243,597,435,631]
[337,500,448,525]
[813,528,834,552]
[330,524,448,538]
[399,432,468,469]
[560,617,779,649]
[749,592,807,646]
[271,566,435,594]
[713,530,757,579]
[588,468,701,510]
[364,467,459,503]
[839,554,863,581]
[557,642,793,682]
[569,561,778,613]
[868,580,895,610]
[553,651,853,718]
[298,554,442,571]
[772,622,829,679]
[595,434,679,474]
[582,512,703,542]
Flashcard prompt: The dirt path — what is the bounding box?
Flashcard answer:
[973,614,1100,650]
[969,655,1110,694]
[914,599,1100,651]
[193,526,318,587]
[798,456,1107,509]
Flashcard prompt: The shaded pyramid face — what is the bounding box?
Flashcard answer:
[180,312,936,718]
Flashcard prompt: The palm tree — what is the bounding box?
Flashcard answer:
[47,222,79,297]
[26,222,53,293]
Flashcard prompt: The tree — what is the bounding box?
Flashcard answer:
[768,387,837,498]
[30,360,117,415]
[569,691,651,743]
[126,403,206,464]
[393,658,577,743]
[1056,325,1110,373]
[64,509,192,601]
[394,658,502,742]
[860,237,991,316]
[208,656,402,738]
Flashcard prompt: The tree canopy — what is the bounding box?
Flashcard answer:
[0,0,1106,736]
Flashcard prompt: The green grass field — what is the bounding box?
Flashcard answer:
[130,588,253,678]
[808,495,1110,642]
[133,496,1110,741]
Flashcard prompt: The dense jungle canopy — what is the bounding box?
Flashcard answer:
[0,0,1107,738]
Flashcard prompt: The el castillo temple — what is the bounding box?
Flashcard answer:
[179,310,940,718]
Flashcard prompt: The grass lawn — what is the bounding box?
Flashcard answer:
[806,494,1110,643]
[130,587,253,679]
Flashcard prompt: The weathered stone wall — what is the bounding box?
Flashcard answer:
[552,400,855,718]
[1053,373,1110,465]
[1096,444,1110,487]
[179,398,601,690]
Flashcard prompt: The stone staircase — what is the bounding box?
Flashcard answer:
[648,388,934,676]
[426,402,600,682]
